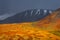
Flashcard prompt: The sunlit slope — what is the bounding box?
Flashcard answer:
[35,8,60,31]
[0,23,60,40]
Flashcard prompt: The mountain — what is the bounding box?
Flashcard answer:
[35,8,60,31]
[0,9,53,24]
[0,8,60,40]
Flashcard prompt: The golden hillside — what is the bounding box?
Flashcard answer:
[0,23,60,40]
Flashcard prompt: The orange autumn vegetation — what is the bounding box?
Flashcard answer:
[0,23,60,40]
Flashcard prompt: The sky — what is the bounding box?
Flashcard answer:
[0,0,60,13]
[0,0,60,20]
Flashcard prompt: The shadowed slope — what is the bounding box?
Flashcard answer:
[0,9,53,24]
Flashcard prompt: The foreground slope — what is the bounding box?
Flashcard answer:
[0,23,60,40]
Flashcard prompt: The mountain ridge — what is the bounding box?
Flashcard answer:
[0,9,53,24]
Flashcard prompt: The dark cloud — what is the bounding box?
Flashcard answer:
[0,0,60,13]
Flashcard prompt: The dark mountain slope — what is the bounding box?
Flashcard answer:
[0,9,53,24]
